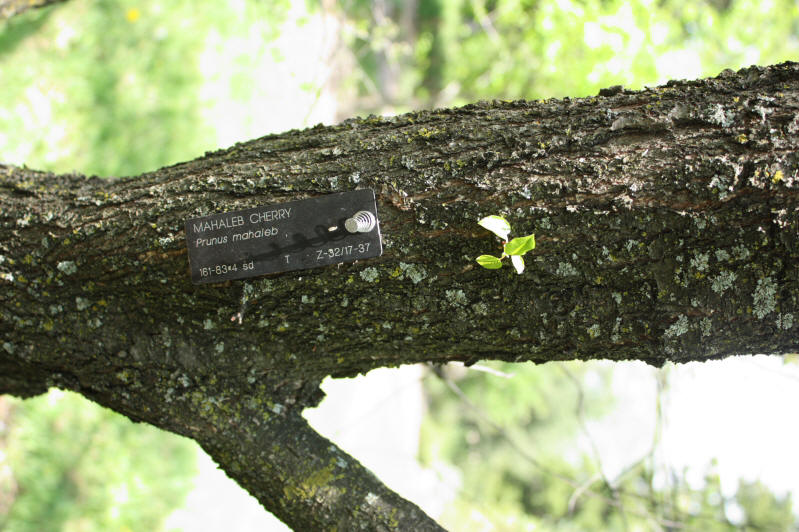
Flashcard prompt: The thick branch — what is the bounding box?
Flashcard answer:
[198,408,444,531]
[3,63,797,371]
[2,62,799,529]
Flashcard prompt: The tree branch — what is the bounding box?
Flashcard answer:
[0,0,68,20]
[198,407,444,531]
[2,62,799,529]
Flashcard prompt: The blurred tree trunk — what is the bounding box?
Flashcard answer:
[2,63,799,530]
[418,0,445,106]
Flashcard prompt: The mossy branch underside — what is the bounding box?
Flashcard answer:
[1,63,798,530]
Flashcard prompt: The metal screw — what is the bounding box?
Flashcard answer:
[345,211,376,233]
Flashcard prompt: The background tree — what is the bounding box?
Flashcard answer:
[1,1,799,532]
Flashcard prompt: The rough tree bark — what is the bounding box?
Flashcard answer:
[1,63,798,530]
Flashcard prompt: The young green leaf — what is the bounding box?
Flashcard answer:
[511,254,525,274]
[478,215,511,241]
[476,254,503,269]
[504,234,536,256]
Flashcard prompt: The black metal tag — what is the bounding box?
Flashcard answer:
[185,189,382,284]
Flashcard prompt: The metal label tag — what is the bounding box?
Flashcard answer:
[185,189,382,284]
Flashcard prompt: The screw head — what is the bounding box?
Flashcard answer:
[345,211,376,233]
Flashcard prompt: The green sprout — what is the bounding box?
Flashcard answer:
[475,215,536,274]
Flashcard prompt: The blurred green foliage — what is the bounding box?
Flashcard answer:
[0,0,289,177]
[338,0,799,113]
[0,391,195,532]
[421,362,796,530]
[421,361,613,530]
